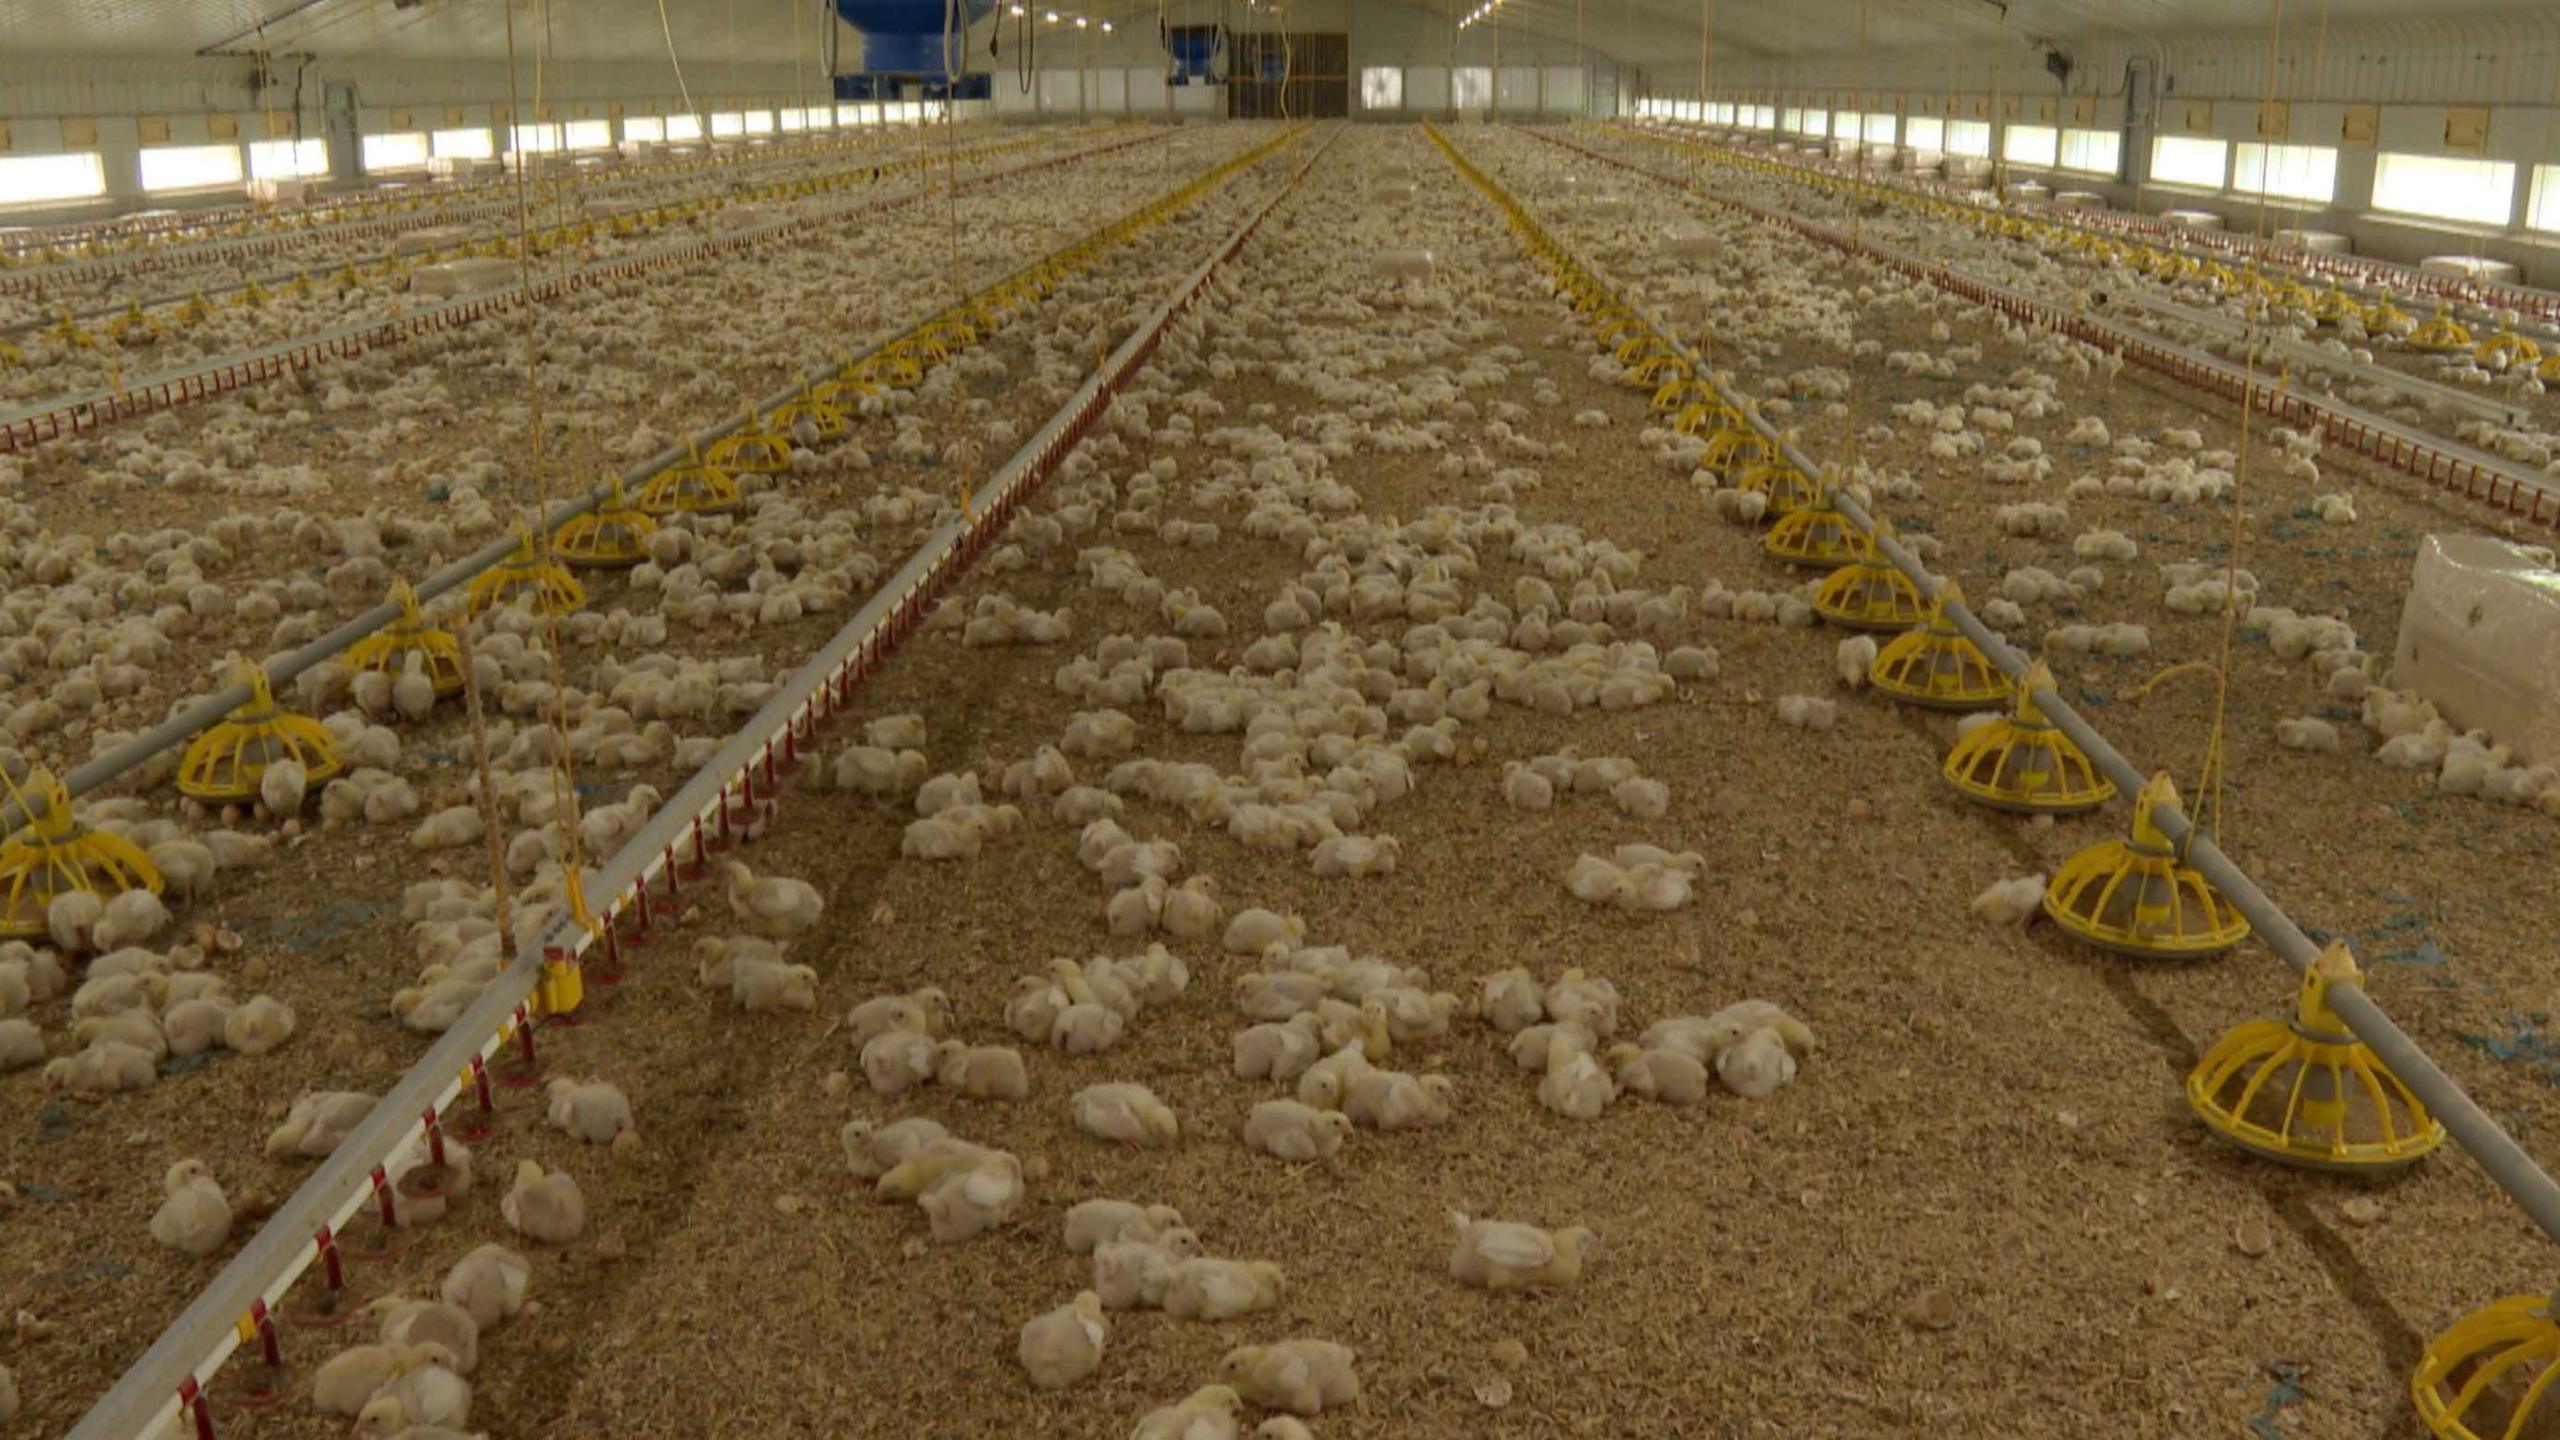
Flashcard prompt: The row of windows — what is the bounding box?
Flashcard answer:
[0,105,936,208]
[1638,97,2560,229]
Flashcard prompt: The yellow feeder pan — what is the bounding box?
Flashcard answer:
[177,661,345,805]
[2476,329,2543,371]
[0,768,165,940]
[2043,772,2251,960]
[704,414,793,475]
[2407,304,2474,353]
[2540,350,2560,386]
[1734,459,1820,516]
[1761,488,1861,568]
[2415,1293,2560,1440]
[465,524,586,617]
[552,478,658,569]
[2311,286,2362,327]
[1941,661,2117,813]
[2188,942,2445,1172]
[633,443,742,516]
[1812,532,1926,631]
[1696,429,1770,472]
[769,387,849,440]
[1868,582,2011,709]
[346,581,466,698]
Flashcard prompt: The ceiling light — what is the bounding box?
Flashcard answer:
[1043,9,1058,20]
[1075,14,1088,25]
[1009,3,1023,11]
[1099,19,1111,30]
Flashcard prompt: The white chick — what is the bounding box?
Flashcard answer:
[935,1041,1030,1100]
[352,1344,472,1435]
[1836,635,1878,689]
[1502,763,1554,810]
[1233,1013,1325,1081]
[731,957,818,1013]
[1475,968,1546,1033]
[149,1159,232,1256]
[312,1342,424,1417]
[1019,1291,1108,1390]
[0,1018,43,1071]
[918,1151,1025,1243]
[1449,1214,1600,1291]
[1052,1001,1127,1055]
[2276,717,2342,753]
[1223,907,1306,955]
[1163,1258,1287,1320]
[44,1039,157,1094]
[1535,1032,1615,1119]
[1092,1229,1201,1309]
[260,758,308,818]
[220,993,296,1054]
[371,1297,478,1375]
[1072,1082,1180,1148]
[545,1077,635,1143]
[721,860,824,938]
[1222,1339,1359,1415]
[1257,1421,1315,1440]
[439,1243,531,1332]
[1241,1099,1354,1162]
[1065,1199,1186,1253]
[845,994,931,1047]
[1970,874,2047,926]
[500,1159,586,1244]
[839,1116,950,1180]
[92,889,170,951]
[1717,1027,1803,1098]
[861,1029,940,1096]
[1342,1070,1454,1131]
[1132,1386,1246,1440]
[1608,1044,1710,1104]
[1161,876,1224,940]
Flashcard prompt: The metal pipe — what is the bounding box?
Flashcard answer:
[1457,131,2560,1251]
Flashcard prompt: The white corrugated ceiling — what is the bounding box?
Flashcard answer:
[0,0,2548,67]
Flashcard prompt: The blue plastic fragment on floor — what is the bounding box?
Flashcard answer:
[2247,1364,2306,1440]
[2460,1014,2560,1084]
[258,899,385,957]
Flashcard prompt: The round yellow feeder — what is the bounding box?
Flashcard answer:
[1868,582,2012,709]
[551,478,658,569]
[2188,942,2445,1172]
[1761,488,1861,568]
[633,443,742,516]
[1941,661,2117,813]
[2043,772,2251,960]
[0,768,164,940]
[1734,459,1820,516]
[1812,531,1926,631]
[769,386,849,440]
[465,524,586,617]
[2415,1294,2560,1440]
[177,661,345,805]
[2311,285,2362,328]
[704,413,793,475]
[2475,327,2543,372]
[2408,304,2475,354]
[346,581,465,698]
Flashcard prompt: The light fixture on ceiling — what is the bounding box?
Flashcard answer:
[1044,8,1059,19]
[1009,3,1024,12]
[1075,14,1087,26]
[1099,20,1112,31]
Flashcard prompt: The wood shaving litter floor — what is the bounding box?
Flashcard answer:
[337,126,2552,1440]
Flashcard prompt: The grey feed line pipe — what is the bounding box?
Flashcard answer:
[1522,183,2560,1251]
